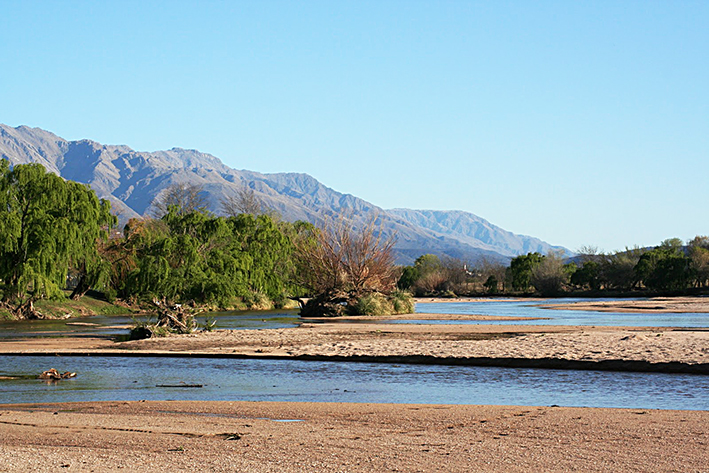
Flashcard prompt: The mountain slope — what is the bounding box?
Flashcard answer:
[0,124,569,263]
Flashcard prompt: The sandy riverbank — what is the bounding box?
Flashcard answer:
[1,400,707,472]
[546,295,709,313]
[2,309,708,372]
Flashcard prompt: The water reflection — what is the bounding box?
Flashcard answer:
[0,309,300,339]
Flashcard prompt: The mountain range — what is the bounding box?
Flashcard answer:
[0,124,569,264]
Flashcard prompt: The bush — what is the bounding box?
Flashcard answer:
[243,291,273,310]
[390,290,414,314]
[350,293,391,316]
[272,293,289,309]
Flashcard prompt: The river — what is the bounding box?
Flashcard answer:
[1,355,707,410]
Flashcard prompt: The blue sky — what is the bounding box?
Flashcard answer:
[1,1,707,252]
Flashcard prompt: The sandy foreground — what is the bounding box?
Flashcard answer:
[1,296,708,471]
[1,401,708,473]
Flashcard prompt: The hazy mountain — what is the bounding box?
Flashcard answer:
[0,124,569,264]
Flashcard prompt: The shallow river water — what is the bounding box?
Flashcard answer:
[1,355,707,410]
[2,298,707,340]
[413,299,709,327]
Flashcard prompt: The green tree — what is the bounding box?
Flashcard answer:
[0,161,115,304]
[116,209,302,307]
[570,260,601,290]
[507,252,543,292]
[688,236,709,287]
[598,247,644,291]
[483,275,499,294]
[634,243,691,291]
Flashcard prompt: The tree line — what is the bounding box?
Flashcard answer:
[0,162,410,319]
[398,237,709,297]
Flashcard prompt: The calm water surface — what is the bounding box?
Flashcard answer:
[2,299,707,339]
[0,355,707,410]
[0,310,299,339]
[413,299,709,328]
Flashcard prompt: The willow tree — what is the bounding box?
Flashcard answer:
[116,210,302,307]
[0,161,115,305]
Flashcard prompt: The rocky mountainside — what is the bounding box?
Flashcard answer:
[0,124,569,264]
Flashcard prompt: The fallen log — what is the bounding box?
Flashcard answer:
[38,368,77,380]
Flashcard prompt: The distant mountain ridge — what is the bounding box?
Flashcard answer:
[0,124,569,264]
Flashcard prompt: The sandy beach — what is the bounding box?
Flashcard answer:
[1,296,708,471]
[1,401,708,472]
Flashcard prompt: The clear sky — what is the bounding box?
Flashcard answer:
[1,1,707,253]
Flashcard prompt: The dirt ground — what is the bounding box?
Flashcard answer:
[0,401,707,472]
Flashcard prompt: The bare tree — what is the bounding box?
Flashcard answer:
[220,186,262,216]
[295,217,398,316]
[150,183,209,218]
[531,250,570,296]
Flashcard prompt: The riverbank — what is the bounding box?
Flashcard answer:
[3,319,708,373]
[546,295,709,313]
[2,295,708,374]
[0,400,706,472]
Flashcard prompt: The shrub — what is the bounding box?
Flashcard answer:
[243,291,273,310]
[201,314,217,332]
[350,293,392,316]
[390,290,414,314]
[272,293,289,309]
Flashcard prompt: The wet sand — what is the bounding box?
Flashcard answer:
[1,401,707,472]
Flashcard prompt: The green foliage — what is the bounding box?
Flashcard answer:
[397,266,420,290]
[634,245,692,291]
[390,290,415,314]
[201,314,217,332]
[115,210,302,307]
[0,161,115,304]
[483,275,499,294]
[396,254,461,296]
[350,291,414,316]
[243,291,272,310]
[570,261,601,290]
[351,293,390,316]
[508,253,543,292]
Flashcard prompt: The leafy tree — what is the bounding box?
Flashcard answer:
[570,260,601,290]
[598,247,644,291]
[111,208,304,308]
[507,252,543,292]
[688,236,709,287]
[0,161,114,304]
[634,244,692,291]
[483,275,499,294]
[397,265,420,290]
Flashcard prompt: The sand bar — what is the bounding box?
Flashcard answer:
[545,295,709,313]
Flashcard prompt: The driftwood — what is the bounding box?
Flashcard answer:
[156,383,203,388]
[16,299,43,320]
[38,369,76,380]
